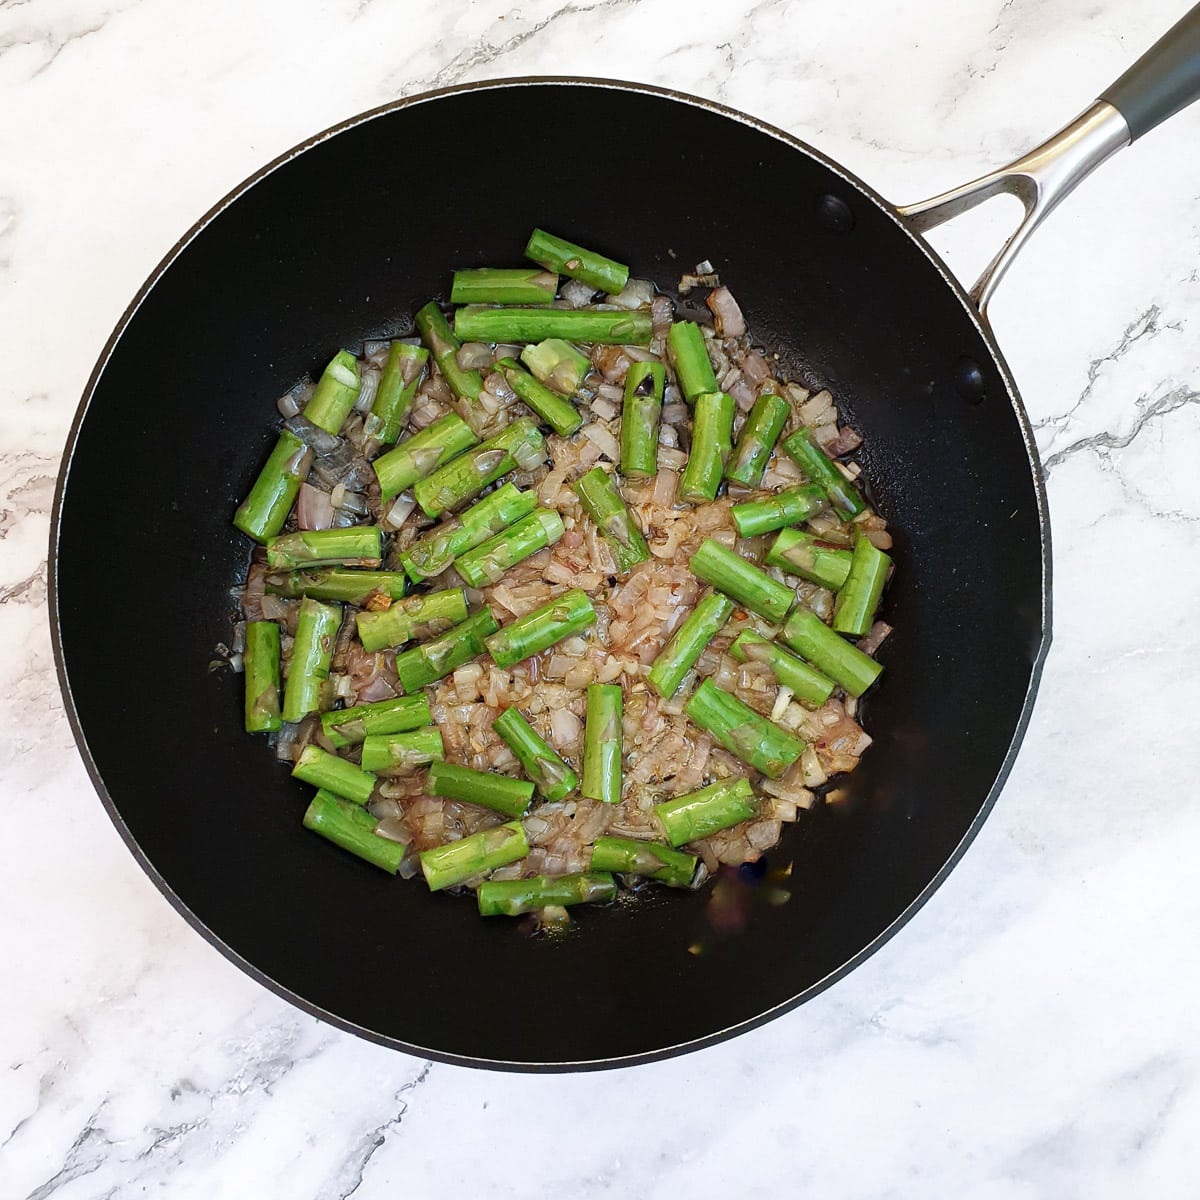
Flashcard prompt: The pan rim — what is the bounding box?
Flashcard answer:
[48,75,1053,1072]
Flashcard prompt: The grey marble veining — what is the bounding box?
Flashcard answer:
[2,0,1199,1196]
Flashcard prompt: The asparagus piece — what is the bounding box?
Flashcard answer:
[654,778,758,846]
[321,694,432,748]
[582,684,623,804]
[413,417,547,518]
[292,744,376,806]
[689,537,795,623]
[477,872,617,917]
[426,760,535,819]
[781,607,883,697]
[303,349,361,435]
[725,392,791,488]
[832,534,893,637]
[372,412,479,501]
[360,727,445,773]
[590,836,697,887]
[454,509,565,588]
[781,427,866,516]
[399,484,536,582]
[266,568,407,606]
[729,630,836,708]
[414,300,484,406]
[451,267,559,305]
[266,526,382,570]
[356,588,470,652]
[454,306,653,346]
[233,430,311,543]
[732,485,827,539]
[667,321,718,403]
[620,360,665,479]
[492,707,578,803]
[419,820,529,891]
[394,609,500,692]
[766,528,853,590]
[243,621,282,733]
[678,391,734,504]
[573,466,650,573]
[646,589,735,699]
[485,588,597,669]
[496,357,582,436]
[520,338,590,396]
[281,597,341,722]
[524,228,629,294]
[683,678,806,778]
[366,342,428,444]
[303,789,406,874]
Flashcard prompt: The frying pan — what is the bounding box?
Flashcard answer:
[50,9,1200,1070]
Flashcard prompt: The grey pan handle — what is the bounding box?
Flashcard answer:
[897,4,1200,316]
[1102,4,1200,141]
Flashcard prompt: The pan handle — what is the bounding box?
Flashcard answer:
[896,4,1200,316]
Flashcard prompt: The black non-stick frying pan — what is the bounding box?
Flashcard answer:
[50,10,1200,1070]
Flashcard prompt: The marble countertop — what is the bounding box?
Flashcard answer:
[3,0,1199,1194]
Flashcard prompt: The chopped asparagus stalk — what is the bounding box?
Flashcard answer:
[281,597,341,723]
[781,607,882,697]
[303,789,406,873]
[303,349,361,435]
[520,338,591,395]
[646,589,735,699]
[654,778,758,846]
[414,300,485,406]
[321,694,433,748]
[355,588,469,653]
[766,528,853,590]
[667,321,718,403]
[484,588,597,669]
[832,534,893,636]
[524,228,630,294]
[455,305,652,346]
[582,683,623,804]
[492,708,578,803]
[393,609,500,692]
[419,821,529,891]
[454,509,565,589]
[366,343,428,444]
[360,728,445,773]
[372,412,480,501]
[689,537,795,623]
[412,417,547,518]
[781,427,865,516]
[477,872,617,916]
[573,466,650,573]
[725,392,791,488]
[732,485,827,539]
[233,430,311,544]
[451,267,559,305]
[620,361,665,480]
[678,391,734,504]
[683,678,806,778]
[426,760,535,819]
[292,744,376,806]
[728,630,835,708]
[266,568,407,606]
[496,357,582,436]
[266,526,382,570]
[243,621,282,733]
[590,836,697,887]
[399,484,537,582]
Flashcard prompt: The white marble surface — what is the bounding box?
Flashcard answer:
[3,0,1199,1194]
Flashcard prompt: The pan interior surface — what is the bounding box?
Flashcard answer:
[53,82,1047,1069]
